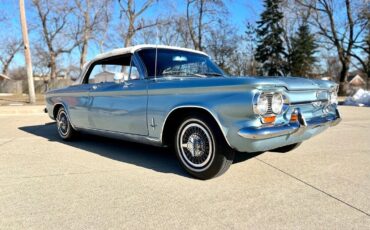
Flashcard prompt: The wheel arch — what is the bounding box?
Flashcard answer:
[161,106,231,148]
[52,103,77,129]
[52,103,65,119]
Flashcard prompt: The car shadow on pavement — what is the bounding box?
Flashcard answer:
[19,123,262,178]
[233,151,264,164]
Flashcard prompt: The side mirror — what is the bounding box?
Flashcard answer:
[70,75,79,81]
[114,72,128,83]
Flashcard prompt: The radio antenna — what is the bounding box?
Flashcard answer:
[154,45,158,80]
[154,25,159,80]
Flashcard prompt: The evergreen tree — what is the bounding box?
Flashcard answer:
[365,26,370,80]
[290,23,318,77]
[255,0,286,76]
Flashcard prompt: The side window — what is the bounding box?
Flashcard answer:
[88,64,122,84]
[129,59,140,80]
[85,55,141,84]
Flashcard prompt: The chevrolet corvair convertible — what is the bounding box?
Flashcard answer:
[45,45,341,179]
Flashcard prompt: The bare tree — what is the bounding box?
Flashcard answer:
[206,20,238,74]
[74,0,112,68]
[0,2,22,77]
[186,0,226,51]
[297,0,368,95]
[350,4,370,81]
[118,0,158,47]
[32,0,79,81]
[94,5,113,53]
[137,17,183,46]
[176,17,193,48]
[0,39,22,76]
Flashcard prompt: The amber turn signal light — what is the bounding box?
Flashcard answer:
[263,116,276,123]
[290,113,298,122]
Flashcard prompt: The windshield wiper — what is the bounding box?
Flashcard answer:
[163,71,207,78]
[162,70,222,78]
[198,72,223,76]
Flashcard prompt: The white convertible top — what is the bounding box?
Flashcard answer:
[94,44,208,61]
[78,45,209,83]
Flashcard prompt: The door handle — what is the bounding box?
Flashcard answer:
[91,85,98,90]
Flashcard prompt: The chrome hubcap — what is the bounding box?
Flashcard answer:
[57,111,69,136]
[179,123,213,168]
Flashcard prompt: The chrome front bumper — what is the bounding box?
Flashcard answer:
[238,109,341,140]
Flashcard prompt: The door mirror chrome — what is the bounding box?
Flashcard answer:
[114,72,126,83]
[70,75,79,81]
[123,81,133,88]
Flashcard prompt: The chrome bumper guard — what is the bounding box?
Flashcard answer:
[238,109,341,140]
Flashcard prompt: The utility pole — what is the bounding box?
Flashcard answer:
[19,0,36,104]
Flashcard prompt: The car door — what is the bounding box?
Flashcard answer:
[87,54,148,135]
[66,75,95,129]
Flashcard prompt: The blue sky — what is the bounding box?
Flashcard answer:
[0,0,264,68]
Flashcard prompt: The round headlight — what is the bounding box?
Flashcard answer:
[330,90,338,104]
[254,94,269,115]
[271,93,284,114]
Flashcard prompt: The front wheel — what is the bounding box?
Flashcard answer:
[174,115,234,180]
[56,107,77,141]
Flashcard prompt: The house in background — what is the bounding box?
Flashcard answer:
[346,73,367,95]
[0,74,22,94]
[0,74,11,81]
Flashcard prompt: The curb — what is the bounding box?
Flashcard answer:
[0,105,46,115]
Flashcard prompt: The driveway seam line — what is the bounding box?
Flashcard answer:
[0,138,15,148]
[255,157,370,217]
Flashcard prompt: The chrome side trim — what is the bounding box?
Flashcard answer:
[238,108,341,140]
[78,127,163,147]
[290,99,329,106]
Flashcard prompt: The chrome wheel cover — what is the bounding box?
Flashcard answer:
[179,122,214,169]
[57,110,69,137]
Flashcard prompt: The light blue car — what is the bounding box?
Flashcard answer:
[45,45,341,179]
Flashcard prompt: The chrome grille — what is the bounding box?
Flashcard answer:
[265,93,273,115]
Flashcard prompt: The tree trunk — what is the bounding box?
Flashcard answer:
[80,40,88,69]
[50,54,57,81]
[186,0,199,50]
[197,0,204,51]
[338,60,349,96]
[125,35,133,47]
[2,62,10,76]
[80,8,90,69]
[125,23,134,47]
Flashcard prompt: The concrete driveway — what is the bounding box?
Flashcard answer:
[0,106,369,229]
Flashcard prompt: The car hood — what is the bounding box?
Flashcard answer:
[242,76,334,91]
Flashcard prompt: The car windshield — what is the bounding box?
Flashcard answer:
[137,48,224,78]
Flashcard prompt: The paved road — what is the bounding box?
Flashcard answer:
[0,106,369,229]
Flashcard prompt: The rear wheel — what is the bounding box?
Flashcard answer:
[271,142,302,153]
[174,115,234,180]
[56,107,77,141]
